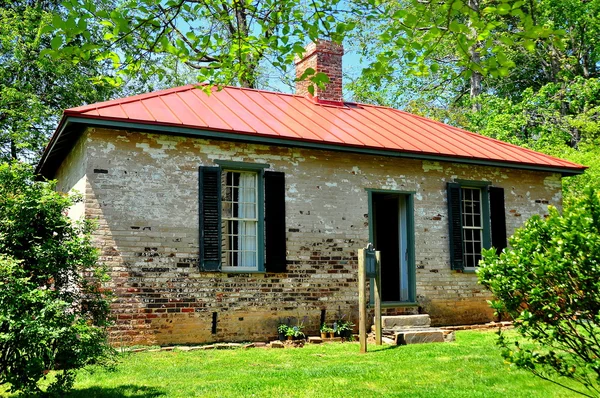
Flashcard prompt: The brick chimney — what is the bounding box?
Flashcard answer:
[294,40,344,103]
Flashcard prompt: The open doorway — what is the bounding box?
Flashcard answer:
[370,191,415,303]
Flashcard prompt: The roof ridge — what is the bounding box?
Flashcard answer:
[68,84,200,112]
[67,84,309,114]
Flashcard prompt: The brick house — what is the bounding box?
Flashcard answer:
[37,40,585,345]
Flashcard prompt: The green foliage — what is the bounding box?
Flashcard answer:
[349,0,600,105]
[478,188,600,397]
[468,78,600,149]
[0,3,118,163]
[48,0,348,90]
[464,77,600,199]
[552,145,600,201]
[0,162,114,395]
[278,317,306,338]
[347,0,566,105]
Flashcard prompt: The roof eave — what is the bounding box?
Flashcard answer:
[36,115,588,179]
[36,115,72,179]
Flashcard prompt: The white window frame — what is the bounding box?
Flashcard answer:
[461,187,484,269]
[221,169,259,271]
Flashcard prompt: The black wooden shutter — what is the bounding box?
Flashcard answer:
[199,166,221,271]
[447,182,464,270]
[264,171,287,272]
[489,186,507,255]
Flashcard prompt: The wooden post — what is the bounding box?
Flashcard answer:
[374,250,382,345]
[358,248,367,353]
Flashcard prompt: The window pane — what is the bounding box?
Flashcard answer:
[474,240,481,256]
[464,229,472,241]
[242,203,256,219]
[223,201,232,218]
[465,254,475,268]
[473,213,481,227]
[473,228,482,243]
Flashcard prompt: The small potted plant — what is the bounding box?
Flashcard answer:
[278,324,289,341]
[336,320,355,340]
[291,325,305,340]
[285,326,296,340]
[320,323,333,339]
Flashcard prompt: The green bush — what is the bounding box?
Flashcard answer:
[479,187,600,397]
[0,162,114,395]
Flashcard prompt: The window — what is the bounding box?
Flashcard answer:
[199,162,287,273]
[461,187,483,269]
[447,181,507,271]
[222,170,258,270]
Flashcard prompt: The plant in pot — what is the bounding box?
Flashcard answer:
[278,324,289,341]
[320,323,333,339]
[333,314,355,340]
[285,326,295,340]
[336,320,355,340]
[285,325,304,340]
[291,325,305,340]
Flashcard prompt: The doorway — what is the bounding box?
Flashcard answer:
[370,191,415,303]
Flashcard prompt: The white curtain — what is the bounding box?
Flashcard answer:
[238,173,257,267]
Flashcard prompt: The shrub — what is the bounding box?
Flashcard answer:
[478,187,600,397]
[0,162,114,395]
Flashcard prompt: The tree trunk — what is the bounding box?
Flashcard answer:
[468,0,482,112]
[10,139,17,160]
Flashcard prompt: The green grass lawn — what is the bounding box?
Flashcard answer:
[2,330,578,397]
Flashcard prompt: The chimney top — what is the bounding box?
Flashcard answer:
[294,39,344,104]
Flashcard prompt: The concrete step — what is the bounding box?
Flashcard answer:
[370,314,453,345]
[375,314,431,330]
[393,329,447,345]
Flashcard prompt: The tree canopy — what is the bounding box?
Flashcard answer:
[0,1,121,162]
[50,0,352,90]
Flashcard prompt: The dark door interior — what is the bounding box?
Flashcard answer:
[372,193,401,302]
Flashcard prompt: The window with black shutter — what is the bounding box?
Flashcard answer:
[447,181,506,270]
[199,162,287,273]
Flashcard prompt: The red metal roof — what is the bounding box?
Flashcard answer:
[43,84,586,175]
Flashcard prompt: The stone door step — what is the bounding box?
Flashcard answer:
[392,329,452,345]
[371,314,454,345]
[374,314,431,330]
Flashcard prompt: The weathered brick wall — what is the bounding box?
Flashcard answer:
[58,127,562,345]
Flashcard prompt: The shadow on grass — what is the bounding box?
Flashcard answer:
[367,344,401,352]
[64,385,166,397]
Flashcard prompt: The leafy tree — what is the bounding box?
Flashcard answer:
[346,0,565,108]
[0,1,120,163]
[0,162,114,395]
[51,0,351,90]
[478,188,600,397]
[467,78,600,148]
[347,0,600,110]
